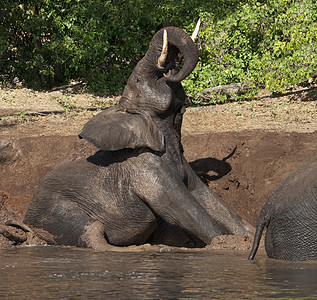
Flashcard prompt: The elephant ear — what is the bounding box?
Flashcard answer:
[78,106,165,152]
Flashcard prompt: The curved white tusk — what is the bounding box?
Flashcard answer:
[191,18,201,42]
[157,29,168,68]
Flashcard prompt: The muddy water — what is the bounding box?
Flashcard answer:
[0,246,316,299]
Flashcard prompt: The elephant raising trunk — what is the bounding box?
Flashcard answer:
[17,23,254,251]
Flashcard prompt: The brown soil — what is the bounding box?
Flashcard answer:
[0,85,316,251]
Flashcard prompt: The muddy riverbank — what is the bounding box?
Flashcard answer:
[0,85,316,250]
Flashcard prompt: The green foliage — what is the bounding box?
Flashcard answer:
[184,0,317,102]
[0,0,204,93]
[57,98,75,112]
[0,0,316,100]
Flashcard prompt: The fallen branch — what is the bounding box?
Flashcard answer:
[49,81,86,92]
[202,82,253,98]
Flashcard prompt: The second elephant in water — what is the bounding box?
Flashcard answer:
[249,156,317,261]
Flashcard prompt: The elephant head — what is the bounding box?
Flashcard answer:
[79,25,199,152]
[120,25,199,113]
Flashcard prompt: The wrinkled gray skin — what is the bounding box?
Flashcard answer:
[249,156,317,261]
[23,27,253,251]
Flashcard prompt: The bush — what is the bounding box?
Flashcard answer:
[1,0,316,100]
[184,0,317,102]
[0,0,204,93]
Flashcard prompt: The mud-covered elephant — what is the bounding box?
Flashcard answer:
[249,156,317,261]
[20,25,253,250]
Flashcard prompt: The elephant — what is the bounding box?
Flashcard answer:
[20,25,253,251]
[249,156,317,261]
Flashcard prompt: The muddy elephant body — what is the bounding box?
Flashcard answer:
[22,26,252,250]
[249,156,317,261]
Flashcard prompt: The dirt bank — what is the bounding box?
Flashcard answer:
[0,85,316,251]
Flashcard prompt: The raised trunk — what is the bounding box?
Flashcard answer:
[146,27,199,82]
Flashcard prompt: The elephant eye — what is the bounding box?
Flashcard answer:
[135,76,141,84]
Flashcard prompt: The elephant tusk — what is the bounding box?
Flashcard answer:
[157,29,168,68]
[163,69,172,79]
[191,18,201,42]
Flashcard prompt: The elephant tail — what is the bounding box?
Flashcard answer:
[248,217,266,260]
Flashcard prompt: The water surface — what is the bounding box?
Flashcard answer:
[0,246,316,299]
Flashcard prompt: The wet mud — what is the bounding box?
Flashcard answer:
[1,130,316,250]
